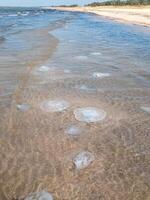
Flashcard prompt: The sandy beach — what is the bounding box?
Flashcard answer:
[49,6,150,26]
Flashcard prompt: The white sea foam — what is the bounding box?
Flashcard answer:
[20,13,29,16]
[25,191,53,200]
[73,151,95,169]
[92,72,110,78]
[17,11,29,16]
[17,104,30,112]
[8,14,18,17]
[141,106,150,114]
[74,107,106,123]
[40,100,70,112]
[65,125,82,136]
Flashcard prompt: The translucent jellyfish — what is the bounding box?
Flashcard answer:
[141,106,150,114]
[73,151,95,169]
[80,85,89,91]
[75,56,88,60]
[74,107,106,123]
[74,85,96,93]
[64,69,71,74]
[40,100,70,112]
[38,65,50,72]
[68,39,75,43]
[65,125,82,136]
[25,191,53,200]
[90,52,102,56]
[92,72,110,78]
[17,104,30,112]
[79,85,96,93]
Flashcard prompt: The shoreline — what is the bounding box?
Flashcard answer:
[1,8,150,200]
[47,6,150,27]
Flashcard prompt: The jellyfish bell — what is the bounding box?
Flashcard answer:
[141,106,150,114]
[38,65,50,72]
[90,52,102,56]
[17,103,30,112]
[92,72,110,78]
[65,125,82,136]
[75,55,88,60]
[74,107,106,123]
[40,100,70,113]
[73,151,95,169]
[25,191,53,200]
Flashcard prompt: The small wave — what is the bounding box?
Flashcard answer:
[49,19,67,31]
[8,14,18,17]
[0,36,6,44]
[17,11,30,16]
[34,12,40,16]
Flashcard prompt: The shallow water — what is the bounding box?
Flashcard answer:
[0,7,150,200]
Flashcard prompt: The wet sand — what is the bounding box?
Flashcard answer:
[48,6,150,26]
[1,64,150,200]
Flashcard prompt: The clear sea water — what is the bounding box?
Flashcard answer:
[0,7,150,200]
[0,7,150,107]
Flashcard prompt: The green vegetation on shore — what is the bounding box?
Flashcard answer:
[87,0,150,6]
[55,4,78,7]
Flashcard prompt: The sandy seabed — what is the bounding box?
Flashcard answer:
[0,62,150,200]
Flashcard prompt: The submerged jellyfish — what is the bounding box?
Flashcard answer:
[90,52,102,56]
[92,72,110,78]
[74,84,96,93]
[79,85,96,92]
[75,56,88,60]
[141,106,150,114]
[65,125,82,136]
[64,69,71,74]
[17,103,30,112]
[68,39,75,43]
[74,107,106,123]
[25,191,53,200]
[38,65,50,72]
[40,100,70,112]
[73,151,95,169]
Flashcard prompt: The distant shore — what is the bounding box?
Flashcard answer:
[47,6,150,27]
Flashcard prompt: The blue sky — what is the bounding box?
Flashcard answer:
[0,0,101,7]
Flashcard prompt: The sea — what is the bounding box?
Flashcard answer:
[0,7,150,200]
